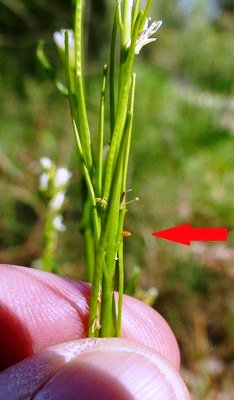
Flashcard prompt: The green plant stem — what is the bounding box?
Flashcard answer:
[96,64,108,198]
[42,211,57,273]
[65,33,100,246]
[116,0,123,27]
[72,118,101,244]
[100,276,115,337]
[116,73,136,335]
[122,0,133,46]
[99,164,123,336]
[116,240,124,336]
[84,226,94,281]
[64,0,155,340]
[133,0,141,24]
[82,199,95,282]
[109,10,117,135]
[103,12,142,201]
[89,238,106,337]
[74,0,93,171]
[122,73,136,191]
[139,0,153,32]
[89,128,127,337]
[99,95,136,336]
[90,13,139,338]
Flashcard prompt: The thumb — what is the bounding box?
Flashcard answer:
[0,339,190,400]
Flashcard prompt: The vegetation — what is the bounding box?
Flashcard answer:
[0,1,234,398]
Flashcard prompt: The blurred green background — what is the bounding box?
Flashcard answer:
[0,0,234,397]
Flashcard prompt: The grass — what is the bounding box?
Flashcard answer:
[0,4,234,397]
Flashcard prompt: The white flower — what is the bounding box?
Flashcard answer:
[53,215,66,232]
[135,19,162,55]
[39,172,49,191]
[50,192,65,211]
[53,29,75,68]
[53,29,75,52]
[55,168,72,188]
[40,157,52,170]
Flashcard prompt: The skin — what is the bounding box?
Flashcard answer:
[0,265,191,399]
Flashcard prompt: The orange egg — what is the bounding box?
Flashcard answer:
[122,231,132,237]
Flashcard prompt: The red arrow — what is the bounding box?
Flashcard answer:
[152,224,228,246]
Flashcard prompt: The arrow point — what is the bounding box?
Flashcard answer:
[152,223,191,245]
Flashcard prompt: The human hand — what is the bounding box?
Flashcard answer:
[0,265,190,399]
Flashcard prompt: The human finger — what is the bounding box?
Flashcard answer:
[0,264,179,370]
[0,338,190,400]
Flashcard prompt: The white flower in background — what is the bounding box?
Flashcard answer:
[55,168,72,187]
[40,157,52,170]
[39,158,71,240]
[53,29,75,51]
[53,29,75,68]
[39,172,49,191]
[53,215,66,232]
[50,192,65,211]
[135,18,162,55]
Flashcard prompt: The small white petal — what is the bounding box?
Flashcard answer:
[143,17,151,31]
[39,173,49,191]
[55,168,72,187]
[53,29,75,52]
[40,157,52,170]
[53,29,75,68]
[135,19,162,54]
[53,215,66,231]
[148,20,162,36]
[50,192,65,211]
[135,38,156,54]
